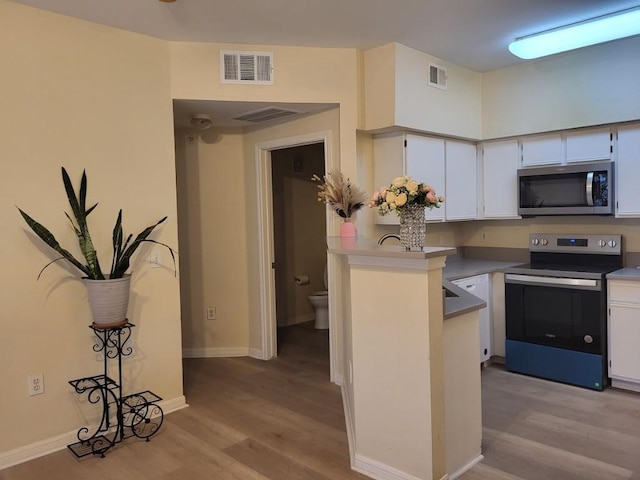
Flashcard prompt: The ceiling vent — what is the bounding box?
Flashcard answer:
[428,62,448,90]
[233,107,300,123]
[221,50,274,85]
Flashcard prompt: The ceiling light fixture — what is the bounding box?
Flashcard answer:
[509,6,640,60]
[190,113,213,130]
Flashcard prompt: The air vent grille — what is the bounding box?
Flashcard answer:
[233,107,299,123]
[221,50,273,85]
[428,63,448,90]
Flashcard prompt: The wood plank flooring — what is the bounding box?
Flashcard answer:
[3,321,640,479]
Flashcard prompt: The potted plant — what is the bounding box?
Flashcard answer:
[18,167,176,328]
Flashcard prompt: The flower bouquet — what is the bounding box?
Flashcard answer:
[370,176,444,250]
[312,169,367,237]
[369,176,444,215]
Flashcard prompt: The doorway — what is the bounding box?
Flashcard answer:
[255,130,339,382]
[270,143,327,358]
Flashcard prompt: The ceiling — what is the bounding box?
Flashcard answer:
[11,0,640,127]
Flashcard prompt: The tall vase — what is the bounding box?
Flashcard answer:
[398,204,426,251]
[340,218,357,237]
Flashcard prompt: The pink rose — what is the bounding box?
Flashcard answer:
[427,191,437,203]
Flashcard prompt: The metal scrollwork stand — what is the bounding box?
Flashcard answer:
[67,322,164,458]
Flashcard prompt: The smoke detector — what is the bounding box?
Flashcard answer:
[190,113,213,130]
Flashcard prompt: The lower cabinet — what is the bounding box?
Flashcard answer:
[452,274,491,363]
[608,280,640,391]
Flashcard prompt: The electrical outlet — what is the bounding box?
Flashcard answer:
[28,374,44,396]
[207,307,216,320]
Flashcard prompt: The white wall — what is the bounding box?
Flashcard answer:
[0,1,183,459]
[482,35,640,139]
[364,43,483,140]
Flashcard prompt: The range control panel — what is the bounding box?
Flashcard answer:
[529,233,622,255]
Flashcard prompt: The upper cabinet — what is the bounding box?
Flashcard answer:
[406,134,446,222]
[520,134,563,167]
[445,141,477,221]
[565,127,612,163]
[616,124,640,217]
[480,140,519,219]
[373,133,445,224]
[372,133,477,224]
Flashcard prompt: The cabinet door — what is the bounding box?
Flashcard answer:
[521,134,563,167]
[565,127,612,163]
[452,274,491,363]
[481,140,519,219]
[445,141,477,221]
[616,125,640,217]
[373,133,405,225]
[609,304,640,381]
[406,134,445,222]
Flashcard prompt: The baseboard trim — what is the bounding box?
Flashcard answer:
[448,453,484,480]
[182,347,250,358]
[353,454,428,480]
[0,395,188,471]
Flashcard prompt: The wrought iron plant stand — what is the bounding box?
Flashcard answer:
[67,322,164,458]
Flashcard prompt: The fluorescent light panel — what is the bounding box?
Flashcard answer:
[509,6,640,59]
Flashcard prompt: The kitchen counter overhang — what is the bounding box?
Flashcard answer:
[327,236,486,320]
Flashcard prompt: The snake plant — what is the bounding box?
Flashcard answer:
[18,167,175,280]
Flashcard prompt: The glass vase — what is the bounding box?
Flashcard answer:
[398,204,426,251]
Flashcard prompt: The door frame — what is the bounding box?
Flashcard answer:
[255,130,340,382]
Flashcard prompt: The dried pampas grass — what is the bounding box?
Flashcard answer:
[312,169,368,218]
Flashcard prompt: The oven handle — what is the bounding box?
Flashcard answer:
[586,171,594,206]
[505,273,601,290]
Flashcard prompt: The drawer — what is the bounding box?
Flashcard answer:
[609,280,640,304]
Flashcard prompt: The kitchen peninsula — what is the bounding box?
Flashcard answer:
[328,237,484,480]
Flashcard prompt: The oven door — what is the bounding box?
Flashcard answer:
[505,273,606,355]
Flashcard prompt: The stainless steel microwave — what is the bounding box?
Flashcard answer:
[518,161,614,216]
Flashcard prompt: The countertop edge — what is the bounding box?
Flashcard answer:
[607,268,640,281]
[443,279,487,320]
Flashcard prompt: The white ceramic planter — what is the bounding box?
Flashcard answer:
[83,274,131,328]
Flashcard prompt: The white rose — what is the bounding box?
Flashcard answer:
[392,176,406,188]
[385,191,397,204]
[395,192,408,207]
[406,181,418,194]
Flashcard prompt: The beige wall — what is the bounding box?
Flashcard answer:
[462,217,640,256]
[482,35,640,139]
[175,128,251,354]
[0,1,182,456]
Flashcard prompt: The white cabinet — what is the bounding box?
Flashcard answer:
[452,274,491,363]
[565,127,612,163]
[480,140,519,219]
[608,280,640,391]
[616,124,640,217]
[406,134,445,222]
[445,141,477,221]
[521,133,563,167]
[373,133,446,224]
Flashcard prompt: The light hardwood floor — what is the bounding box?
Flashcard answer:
[3,322,640,479]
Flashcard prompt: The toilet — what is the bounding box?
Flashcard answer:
[308,267,329,329]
